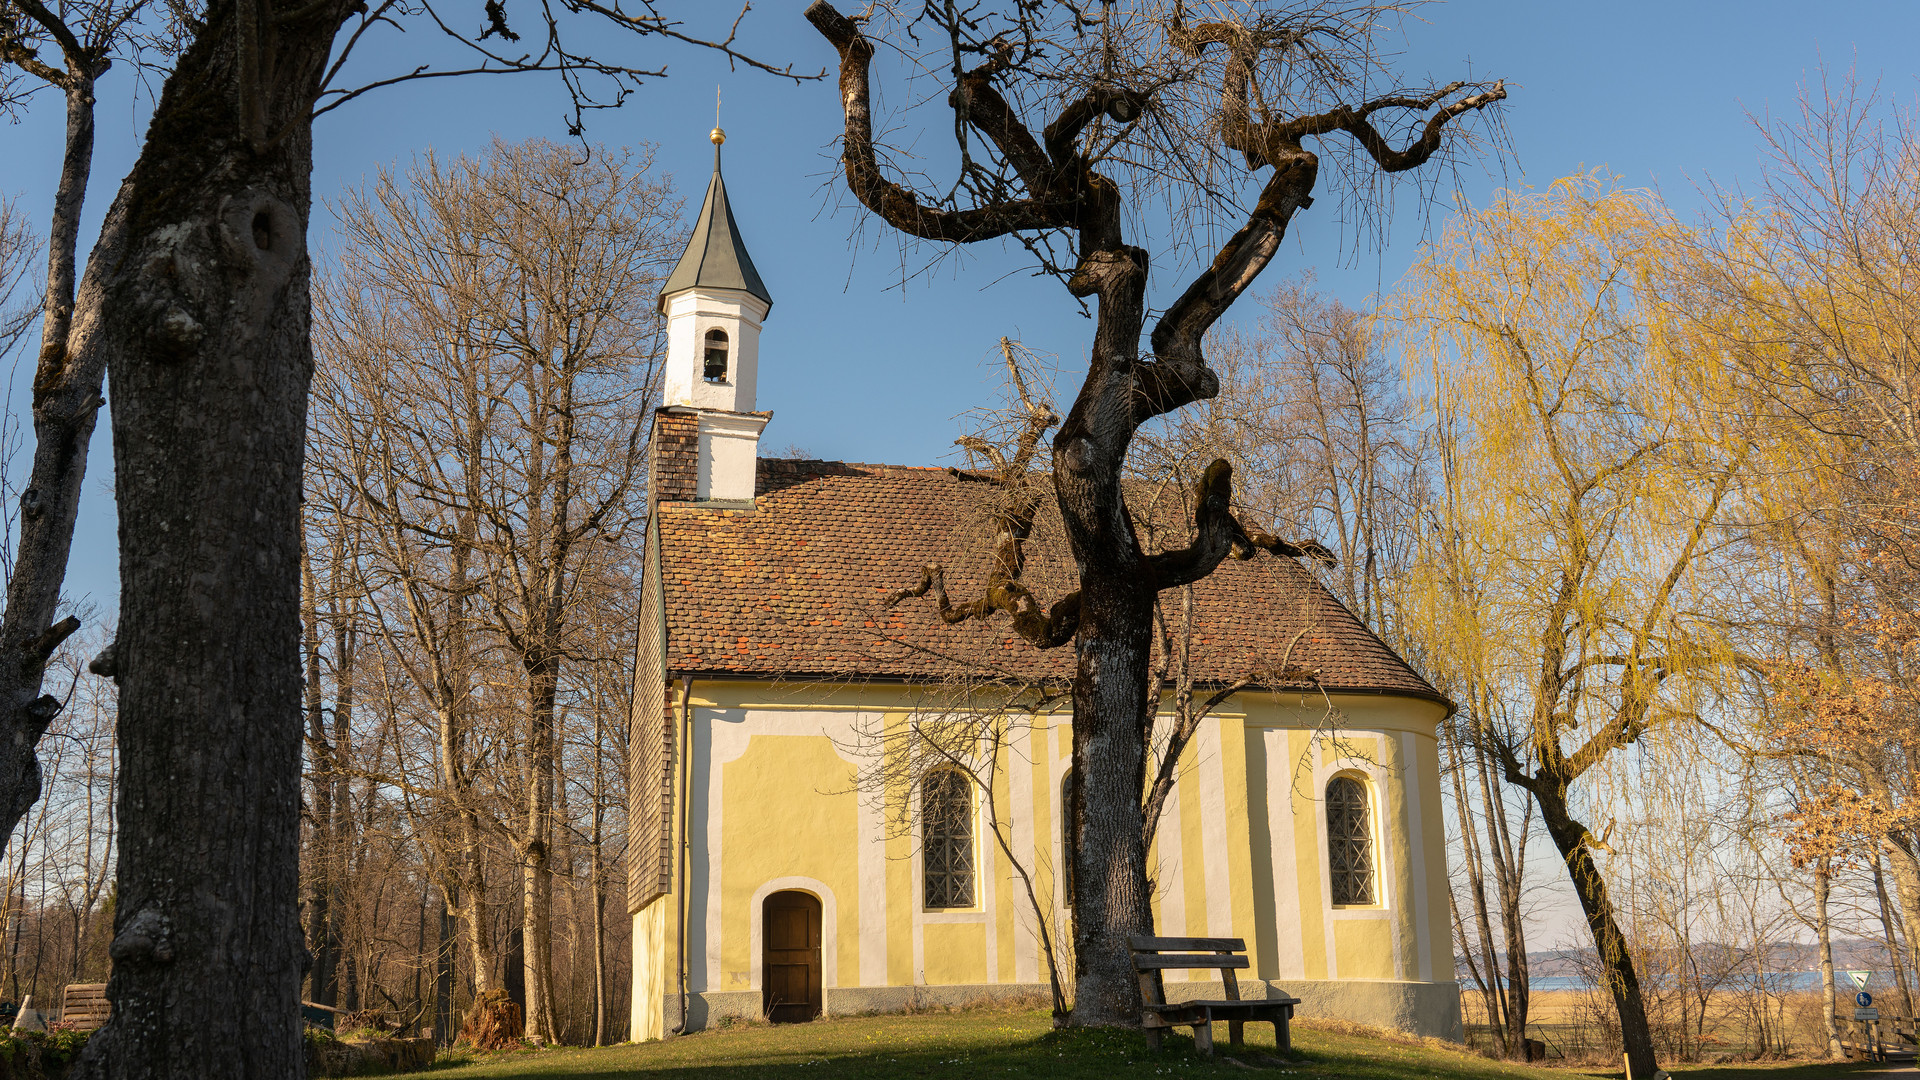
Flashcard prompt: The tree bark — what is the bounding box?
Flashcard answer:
[1535,786,1656,1080]
[1815,858,1843,1061]
[1444,722,1506,1049]
[1874,855,1917,1018]
[301,555,338,1008]
[513,496,566,1048]
[1478,734,1530,1054]
[0,56,104,854]
[519,704,558,1044]
[324,543,357,1005]
[590,704,609,1047]
[454,871,497,996]
[69,3,349,1073]
[804,0,1503,1028]
[1053,222,1157,1027]
[433,887,455,1046]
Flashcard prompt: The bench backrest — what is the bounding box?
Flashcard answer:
[1128,936,1248,1006]
[59,983,109,1032]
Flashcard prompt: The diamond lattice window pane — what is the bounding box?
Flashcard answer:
[1326,776,1374,905]
[922,770,974,908]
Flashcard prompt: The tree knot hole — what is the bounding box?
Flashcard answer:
[252,209,274,250]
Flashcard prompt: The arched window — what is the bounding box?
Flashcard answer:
[922,770,974,909]
[1326,775,1375,905]
[703,327,730,382]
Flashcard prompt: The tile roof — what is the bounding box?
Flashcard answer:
[653,457,1445,705]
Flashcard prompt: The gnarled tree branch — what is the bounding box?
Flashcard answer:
[807,2,1065,243]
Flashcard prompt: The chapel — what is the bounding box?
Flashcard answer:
[626,131,1462,1042]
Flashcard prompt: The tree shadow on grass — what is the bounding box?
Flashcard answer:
[420,1016,1883,1080]
[388,988,1920,1080]
[414,1025,1310,1079]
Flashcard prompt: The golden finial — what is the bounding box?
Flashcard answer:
[711,128,726,145]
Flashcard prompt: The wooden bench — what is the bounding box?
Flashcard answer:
[1130,935,1299,1056]
[59,983,109,1032]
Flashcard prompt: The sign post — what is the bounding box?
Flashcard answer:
[1853,992,1882,1061]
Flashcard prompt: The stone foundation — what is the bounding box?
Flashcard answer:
[656,979,1461,1041]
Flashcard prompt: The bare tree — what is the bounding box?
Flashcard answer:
[0,195,40,357]
[0,0,176,864]
[7,0,817,1070]
[309,138,673,1045]
[1672,74,1920,1017]
[1149,279,1424,632]
[808,0,1505,1025]
[0,617,117,1009]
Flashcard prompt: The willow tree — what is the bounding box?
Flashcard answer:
[804,0,1505,1026]
[1393,176,1754,1080]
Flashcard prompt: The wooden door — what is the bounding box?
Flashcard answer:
[762,891,822,1023]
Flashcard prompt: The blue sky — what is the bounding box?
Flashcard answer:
[3,0,1919,619]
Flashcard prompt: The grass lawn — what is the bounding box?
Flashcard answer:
[388,1010,1899,1080]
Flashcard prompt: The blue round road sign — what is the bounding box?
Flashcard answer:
[1857,991,1873,1008]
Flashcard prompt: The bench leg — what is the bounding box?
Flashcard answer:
[1145,1028,1161,1050]
[1277,1017,1291,1053]
[1230,1020,1244,1048]
[1193,1023,1213,1056]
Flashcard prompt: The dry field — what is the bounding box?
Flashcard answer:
[1462,989,1875,1065]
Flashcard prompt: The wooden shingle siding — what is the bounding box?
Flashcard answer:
[627,522,676,913]
[649,411,700,503]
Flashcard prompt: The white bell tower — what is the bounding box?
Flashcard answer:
[658,127,773,502]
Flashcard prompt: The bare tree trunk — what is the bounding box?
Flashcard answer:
[1815,858,1843,1060]
[434,886,455,1046]
[70,7,346,1073]
[1874,856,1916,1018]
[519,655,560,1044]
[1444,721,1506,1050]
[443,720,497,999]
[1062,572,1156,1027]
[590,705,609,1047]
[1536,786,1657,1080]
[457,875,497,996]
[1057,240,1158,1026]
[519,822,556,1044]
[0,56,104,853]
[302,554,339,1008]
[437,517,500,1003]
[805,0,1502,1029]
[1478,733,1530,1053]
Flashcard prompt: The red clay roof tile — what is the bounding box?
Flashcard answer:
[653,458,1444,706]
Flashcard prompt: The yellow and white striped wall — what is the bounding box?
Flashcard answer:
[630,681,1461,1041]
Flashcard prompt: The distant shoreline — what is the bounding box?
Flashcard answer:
[1511,971,1891,993]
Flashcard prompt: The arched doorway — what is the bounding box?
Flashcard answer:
[762,890,821,1023]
